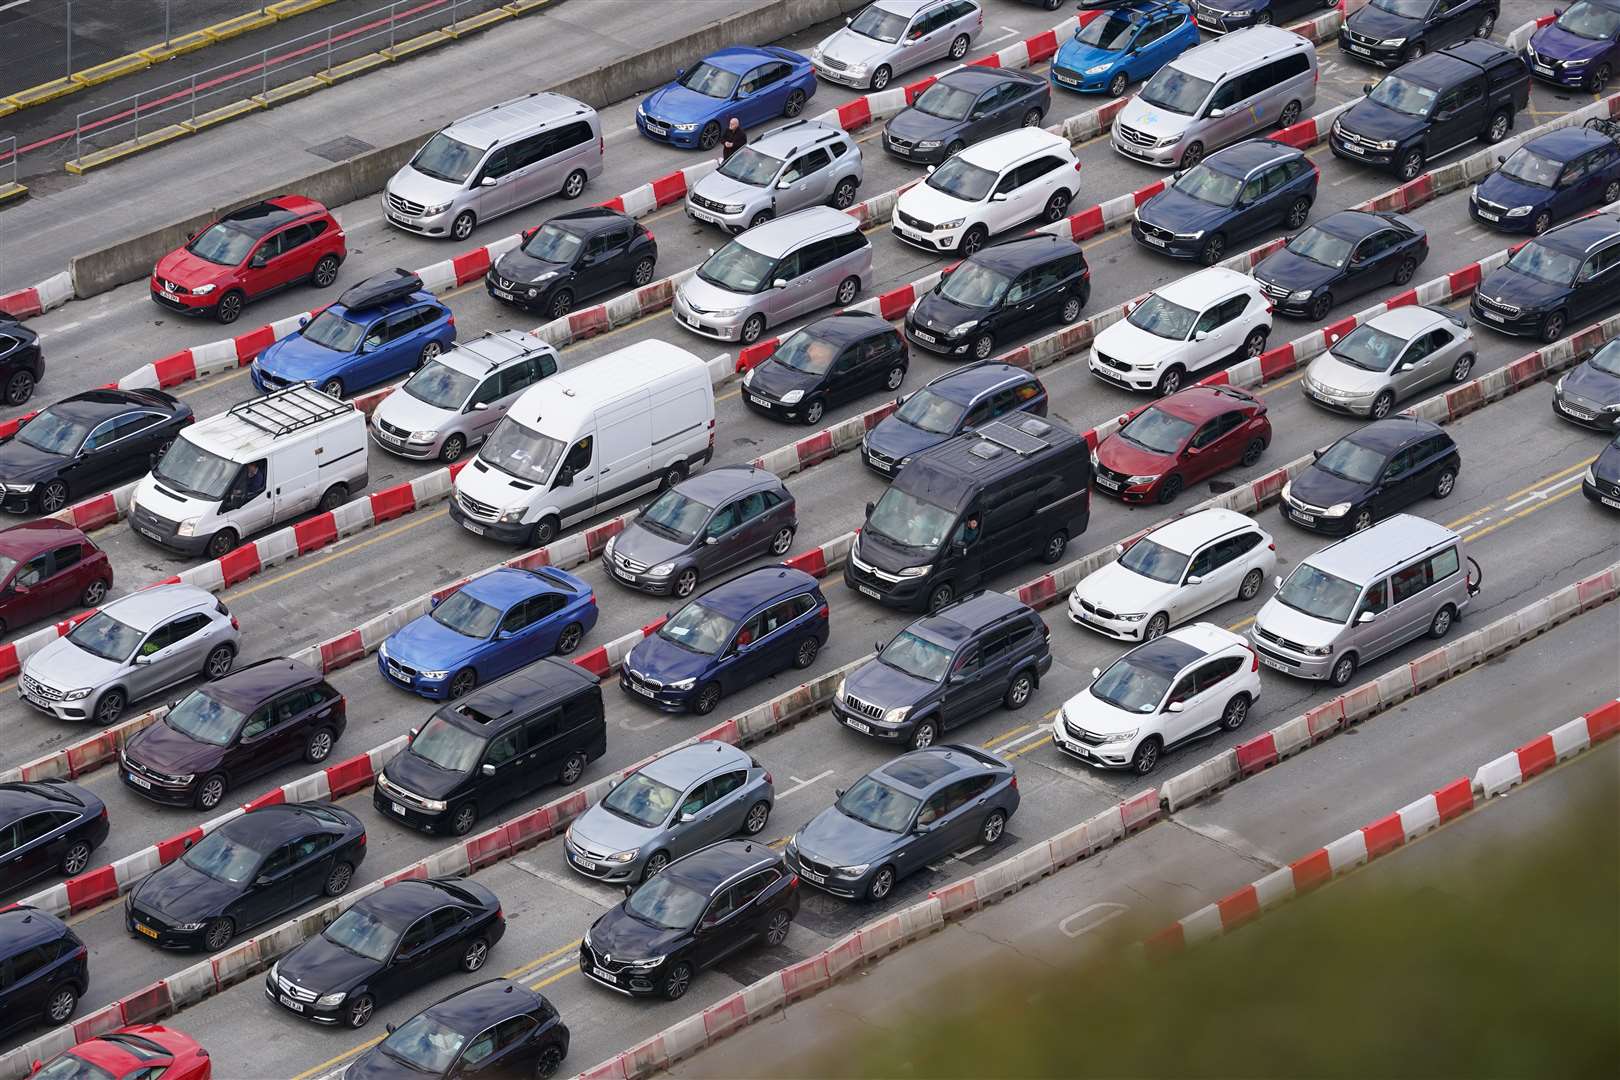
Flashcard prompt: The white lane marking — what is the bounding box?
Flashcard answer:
[778,769,834,798]
[995,726,1050,752]
[0,0,34,13]
[1500,471,1584,513]
[51,319,82,333]
[618,711,666,732]
[1058,901,1129,938]
[927,842,983,872]
[511,858,618,906]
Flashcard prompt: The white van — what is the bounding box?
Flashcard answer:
[450,341,716,547]
[130,384,368,560]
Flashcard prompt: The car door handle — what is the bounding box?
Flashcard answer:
[576,473,593,481]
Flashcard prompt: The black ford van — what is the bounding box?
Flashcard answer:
[375,658,606,836]
[845,415,1091,613]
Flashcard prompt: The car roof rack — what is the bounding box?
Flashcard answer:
[228,383,354,437]
[337,268,424,312]
[453,330,546,372]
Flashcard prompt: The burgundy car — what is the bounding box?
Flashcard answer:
[0,520,112,636]
[1092,385,1271,505]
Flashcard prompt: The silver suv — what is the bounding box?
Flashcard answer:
[687,121,863,234]
[19,584,239,726]
[812,0,984,91]
[563,741,775,883]
[370,330,560,463]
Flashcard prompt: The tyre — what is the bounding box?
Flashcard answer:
[980,809,1007,845]
[764,909,792,946]
[81,578,109,607]
[1042,530,1068,564]
[1219,694,1250,732]
[1004,670,1034,710]
[1353,508,1374,532]
[555,622,584,655]
[1329,653,1358,688]
[214,290,245,325]
[1240,437,1266,467]
[909,718,939,751]
[642,851,671,881]
[1254,10,1273,24]
[1240,567,1264,601]
[5,369,34,405]
[699,122,722,150]
[1198,233,1226,266]
[418,341,441,367]
[926,581,954,614]
[793,636,820,669]
[1130,736,1163,776]
[692,681,722,715]
[944,139,966,159]
[632,256,656,286]
[970,332,995,360]
[203,917,235,952]
[317,483,348,513]
[1428,603,1456,639]
[463,937,491,972]
[562,169,587,199]
[743,799,771,835]
[1242,326,1268,359]
[535,1045,566,1080]
[1475,10,1495,37]
[1590,63,1613,94]
[869,65,892,92]
[1450,353,1474,382]
[345,994,375,1029]
[1061,294,1084,323]
[1403,40,1426,63]
[959,225,988,256]
[784,89,807,117]
[38,479,69,514]
[949,33,970,60]
[1144,612,1170,641]
[1304,293,1332,321]
[195,772,227,810]
[450,668,478,698]
[1539,311,1566,343]
[450,803,478,836]
[312,254,340,288]
[1434,466,1457,499]
[1180,141,1205,169]
[320,377,345,398]
[1278,100,1301,128]
[44,986,77,1025]
[1370,389,1396,420]
[558,751,587,786]
[531,515,561,547]
[835,275,860,306]
[866,865,896,901]
[1483,110,1510,144]
[1531,210,1552,236]
[749,210,774,230]
[1042,189,1071,223]
[439,433,467,463]
[549,289,574,319]
[1285,198,1311,230]
[886,363,906,391]
[323,860,354,896]
[663,961,694,1001]
[740,313,767,345]
[1107,71,1129,98]
[95,689,126,726]
[1021,107,1043,128]
[832,177,858,209]
[206,528,240,560]
[673,567,699,598]
[61,840,93,876]
[451,211,476,241]
[1394,256,1419,285]
[770,526,794,555]
[802,396,826,425]
[1398,148,1425,182]
[204,643,235,680]
[1156,474,1183,504]
[660,461,689,491]
[304,727,335,764]
[1156,365,1186,396]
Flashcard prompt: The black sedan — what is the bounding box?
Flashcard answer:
[267,878,504,1028]
[0,314,44,407]
[882,67,1049,165]
[485,207,657,319]
[1279,417,1460,535]
[741,313,908,425]
[1583,433,1620,510]
[1253,210,1429,320]
[348,979,569,1080]
[126,802,365,951]
[1553,338,1620,431]
[0,779,109,894]
[0,389,194,515]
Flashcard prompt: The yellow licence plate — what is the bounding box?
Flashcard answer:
[136,923,159,939]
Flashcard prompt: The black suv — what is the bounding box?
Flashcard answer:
[349,978,570,1080]
[0,906,88,1037]
[1280,417,1461,535]
[1330,39,1530,180]
[0,779,109,893]
[581,840,799,1000]
[0,314,43,407]
[1471,212,1620,342]
[905,235,1089,360]
[1339,0,1499,68]
[833,591,1052,750]
[376,659,607,837]
[486,207,658,319]
[741,313,908,425]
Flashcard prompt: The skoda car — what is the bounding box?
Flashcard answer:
[1252,209,1428,319]
[1133,139,1318,265]
[860,362,1047,476]
[636,46,817,150]
[485,208,657,318]
[1279,416,1460,534]
[1051,0,1199,99]
[1470,121,1620,236]
[1091,385,1271,504]
[1553,336,1620,429]
[1525,0,1620,91]
[883,67,1049,165]
[1469,212,1620,341]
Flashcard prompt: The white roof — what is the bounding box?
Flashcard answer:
[506,340,705,431]
[960,127,1070,169]
[185,385,357,459]
[1172,25,1312,81]
[1156,266,1259,308]
[1145,508,1260,556]
[1167,621,1249,657]
[446,93,592,150]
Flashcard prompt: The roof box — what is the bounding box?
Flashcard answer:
[338,268,424,311]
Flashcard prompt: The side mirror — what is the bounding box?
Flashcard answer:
[186,231,199,243]
[1194,330,1209,341]
[297,314,310,328]
[256,874,275,886]
[865,501,875,517]
[1358,610,1378,624]
[481,763,497,776]
[555,469,574,488]
[835,786,846,798]
[134,653,154,665]
[1274,575,1284,590]
[468,400,490,412]
[771,278,789,289]
[969,110,986,120]
[926,165,937,175]
[676,67,685,77]
[874,640,885,654]
[951,541,968,558]
[679,809,697,823]
[913,819,934,833]
[707,248,716,257]
[386,1023,397,1035]
[430,595,443,609]
[1186,574,1204,585]
[1208,107,1227,119]
[624,884,636,898]
[250,254,268,268]
[11,583,27,595]
[1311,447,1324,460]
[990,192,1008,202]
[1090,666,1101,680]
[1166,701,1185,713]
[1362,83,1373,96]
[845,15,852,23]
[481,176,499,188]
[1496,154,1507,165]
[777,179,793,189]
[705,536,720,545]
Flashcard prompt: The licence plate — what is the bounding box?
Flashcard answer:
[645,121,668,135]
[912,329,936,343]
[127,772,152,790]
[388,211,414,225]
[857,585,881,599]
[387,663,408,681]
[1095,476,1120,491]
[1259,654,1293,673]
[844,717,871,734]
[592,966,619,983]
[1477,209,1500,222]
[679,310,699,327]
[1056,73,1077,86]
[798,866,826,884]
[1142,233,1166,247]
[890,142,910,155]
[1347,42,1370,55]
[1602,495,1620,509]
[749,394,771,408]
[1560,402,1595,420]
[1536,63,1553,75]
[1480,309,1504,322]
[1291,510,1316,525]
[869,458,892,472]
[492,288,514,300]
[279,995,305,1013]
[136,922,158,939]
[392,802,406,816]
[139,526,162,541]
[460,520,486,536]
[574,854,597,871]
[630,681,654,697]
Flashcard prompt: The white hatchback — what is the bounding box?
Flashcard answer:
[1089,267,1271,396]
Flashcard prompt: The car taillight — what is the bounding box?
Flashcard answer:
[764,771,774,786]
[599,135,605,156]
[1267,542,1276,551]
[230,616,240,630]
[1248,648,1259,672]
[494,906,503,919]
[1265,302,1275,314]
[816,603,829,619]
[448,316,457,330]
[355,833,367,847]
[99,807,109,821]
[787,873,800,889]
[1073,161,1083,172]
[1009,775,1019,790]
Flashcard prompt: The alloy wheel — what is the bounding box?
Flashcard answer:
[766,910,791,946]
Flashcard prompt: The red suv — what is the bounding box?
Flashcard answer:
[0,519,112,635]
[151,196,347,325]
[1093,385,1271,505]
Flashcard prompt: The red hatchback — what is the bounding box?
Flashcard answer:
[28,1025,211,1079]
[1093,385,1271,505]
[0,520,112,636]
[150,196,346,325]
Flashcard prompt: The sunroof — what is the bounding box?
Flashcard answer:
[882,754,958,788]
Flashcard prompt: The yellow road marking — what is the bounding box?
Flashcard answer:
[502,937,582,980]
[529,963,579,990]
[1446,458,1594,528]
[1256,370,1307,395]
[225,508,449,601]
[1005,733,1052,759]
[1462,485,1581,543]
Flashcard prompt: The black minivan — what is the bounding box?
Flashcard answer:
[375,659,607,837]
[846,415,1091,614]
[0,906,88,1037]
[904,234,1089,361]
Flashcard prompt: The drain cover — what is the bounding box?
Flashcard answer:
[307,136,375,163]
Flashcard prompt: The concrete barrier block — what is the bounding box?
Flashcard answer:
[1252,865,1295,910]
[1179,903,1224,947]
[164,960,218,1009]
[659,1013,710,1063]
[1407,648,1451,691]
[1323,830,1369,875]
[1549,715,1592,761]
[1269,714,1314,759]
[1160,749,1239,811]
[1475,751,1523,797]
[1396,792,1441,840]
[1373,665,1415,707]
[739,973,786,1022]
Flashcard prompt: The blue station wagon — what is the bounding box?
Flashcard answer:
[1471,120,1620,235]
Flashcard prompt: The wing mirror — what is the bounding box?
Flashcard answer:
[926,165,937,175]
[835,786,846,798]
[1207,107,1227,119]
[1186,574,1204,585]
[297,314,310,328]
[256,874,275,886]
[1311,447,1324,460]
[990,192,1008,202]
[555,468,574,488]
[134,653,154,665]
[1091,667,1101,680]
[1362,82,1373,96]
[1274,575,1284,590]
[624,884,636,898]
[705,536,720,545]
[1496,154,1507,165]
[386,1023,398,1035]
[679,809,697,823]
[1358,610,1378,624]
[1194,329,1209,341]
[771,278,789,289]
[470,401,490,411]
[481,763,497,776]
[865,500,875,517]
[913,819,935,833]
[777,179,793,189]
[1166,701,1185,713]
[481,176,499,188]
[676,66,685,77]
[249,254,268,268]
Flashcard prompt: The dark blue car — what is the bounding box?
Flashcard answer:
[619,566,829,715]
[636,46,817,150]
[252,269,455,399]
[1470,120,1620,236]
[1252,209,1428,319]
[1526,0,1620,92]
[1132,139,1318,265]
[378,567,598,700]
[860,362,1048,477]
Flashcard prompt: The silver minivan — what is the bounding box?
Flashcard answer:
[1112,25,1318,169]
[686,120,864,233]
[811,0,984,91]
[673,205,872,345]
[1250,515,1479,688]
[384,92,603,241]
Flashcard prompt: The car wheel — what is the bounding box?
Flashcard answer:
[632,256,656,286]
[1241,437,1266,467]
[1370,389,1396,420]
[743,800,771,836]
[661,461,689,491]
[971,332,995,360]
[535,1045,566,1080]
[345,994,375,1029]
[1475,10,1495,36]
[317,483,348,513]
[463,937,491,972]
[1060,295,1084,323]
[1254,10,1273,24]
[1043,0,1062,9]
[203,918,235,952]
[870,65,893,91]
[831,177,859,209]
[949,34,970,60]
[1144,612,1170,641]
[1198,233,1226,266]
[803,396,826,425]
[61,840,93,876]
[205,528,240,560]
[1307,293,1333,321]
[559,751,587,785]
[959,225,988,256]
[204,643,236,680]
[740,313,768,345]
[1403,40,1426,63]
[531,514,562,547]
[555,622,585,655]
[910,718,939,751]
[1532,211,1553,236]
[1590,63,1613,94]
[1240,567,1264,601]
[674,567,699,598]
[698,121,723,150]
[1004,670,1034,710]
[1450,353,1474,382]
[147,438,171,470]
[835,275,860,306]
[81,578,110,606]
[1107,71,1129,98]
[1042,189,1071,223]
[980,808,1008,845]
[38,479,70,514]
[304,727,335,764]
[1434,466,1457,499]
[450,668,478,698]
[1042,530,1068,564]
[1021,107,1044,128]
[886,363,906,390]
[793,636,821,669]
[866,866,896,901]
[312,254,340,288]
[323,860,354,896]
[1353,508,1374,532]
[549,289,574,320]
[1131,737,1163,776]
[1330,653,1358,688]
[4,370,34,405]
[1180,141,1205,169]
[764,909,792,946]
[749,209,775,230]
[95,689,126,726]
[642,851,671,881]
[1285,198,1311,230]
[1156,365,1186,397]
[214,290,245,324]
[317,375,345,398]
[926,581,954,614]
[195,773,227,810]
[1157,474,1183,505]
[944,139,966,159]
[784,88,807,117]
[770,526,794,555]
[1484,110,1510,144]
[451,211,476,241]
[1278,100,1301,128]
[663,961,694,1001]
[562,169,587,199]
[439,433,467,463]
[450,803,478,836]
[1242,326,1269,359]
[1220,694,1251,732]
[1429,603,1457,640]
[45,987,77,1025]
[692,681,722,715]
[1539,311,1566,343]
[1399,148,1425,181]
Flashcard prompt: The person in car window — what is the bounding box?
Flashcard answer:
[957,514,981,547]
[721,117,747,162]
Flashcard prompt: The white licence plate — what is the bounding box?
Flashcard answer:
[460,520,486,536]
[492,288,514,300]
[1536,63,1553,75]
[679,310,699,327]
[912,329,936,343]
[392,802,406,816]
[799,866,826,884]
[1560,402,1595,420]
[869,458,892,472]
[1056,73,1077,86]
[574,854,597,871]
[592,966,619,983]
[858,585,881,599]
[387,663,408,681]
[127,772,152,790]
[890,142,910,155]
[1478,209,1500,222]
[749,394,771,408]
[645,121,668,136]
[844,717,871,734]
[279,995,305,1013]
[1095,477,1119,491]
[630,682,654,697]
[1347,43,1370,54]
[1602,495,1620,509]
[1291,510,1316,525]
[139,526,162,541]
[1480,309,1504,322]
[1259,654,1293,673]
[1142,233,1166,247]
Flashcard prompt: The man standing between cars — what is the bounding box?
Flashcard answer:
[721,117,747,162]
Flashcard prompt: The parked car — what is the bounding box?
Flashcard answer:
[565,742,774,883]
[883,67,1049,165]
[1582,432,1620,508]
[637,46,817,150]
[602,466,796,599]
[1051,623,1260,774]
[811,0,984,90]
[378,567,597,700]
[741,313,908,424]
[0,906,87,1036]
[150,196,345,324]
[120,658,345,811]
[1279,416,1460,534]
[904,234,1089,360]
[346,979,568,1080]
[1470,120,1620,236]
[0,313,43,406]
[266,878,505,1029]
[1339,0,1498,68]
[0,779,108,890]
[19,584,239,726]
[1194,0,1343,34]
[1253,208,1428,319]
[1068,508,1275,642]
[1524,0,1620,92]
[252,270,456,399]
[786,744,1018,900]
[860,362,1047,476]
[620,567,829,715]
[1134,139,1316,265]
[26,1026,211,1080]
[126,802,365,951]
[485,208,657,317]
[0,520,112,635]
[1470,212,1620,341]
[891,127,1081,255]
[0,389,193,516]
[1554,337,1620,429]
[832,591,1051,751]
[1302,305,1475,418]
[1091,384,1271,504]
[687,120,863,234]
[1051,0,1200,99]
[1088,266,1272,395]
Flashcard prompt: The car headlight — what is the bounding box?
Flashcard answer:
[1089,449,1099,467]
[947,321,977,338]
[316,991,348,1008]
[1118,612,1148,622]
[175,517,201,537]
[498,508,525,523]
[1289,289,1313,301]
[604,535,617,557]
[896,565,929,578]
[649,561,676,576]
[1155,132,1183,147]
[607,848,640,864]
[882,705,912,725]
[408,430,438,444]
[192,283,218,295]
[419,669,450,680]
[1281,480,1293,502]
[1565,57,1592,67]
[1375,139,1398,151]
[269,961,280,980]
[1605,402,1620,413]
[423,203,452,215]
[1302,643,1333,657]
[1323,502,1353,517]
[720,202,746,215]
[1085,63,1111,75]
[1380,36,1406,46]
[420,796,448,812]
[1332,119,1344,136]
[834,863,871,878]
[780,389,804,404]
[1125,474,1159,485]
[1589,464,1600,484]
[5,482,34,493]
[1505,206,1533,217]
[1555,374,1569,395]
[835,677,846,701]
[898,455,912,467]
[846,63,870,77]
[673,122,699,133]
[935,218,966,230]
[175,921,207,932]
[915,140,943,150]
[707,307,744,318]
[668,677,697,691]
[62,687,94,701]
[1099,728,1137,745]
[627,955,666,969]
[1173,229,1205,240]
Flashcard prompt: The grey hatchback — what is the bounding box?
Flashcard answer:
[601,466,797,598]
[563,741,774,883]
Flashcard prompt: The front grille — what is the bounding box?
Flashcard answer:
[885,132,916,153]
[896,210,935,234]
[1051,64,1084,84]
[1476,294,1521,317]
[156,277,190,295]
[1064,719,1107,745]
[1342,28,1380,47]
[1334,126,1382,152]
[796,853,836,879]
[1256,627,1310,654]
[254,365,290,390]
[841,693,885,720]
[21,675,64,702]
[1094,463,1131,487]
[378,419,411,440]
[1258,278,1291,301]
[382,654,420,679]
[130,504,179,534]
[1286,491,1330,515]
[377,773,435,811]
[457,492,499,519]
[819,55,848,72]
[1473,194,1510,215]
[865,446,894,467]
[690,193,732,214]
[1095,351,1131,373]
[623,669,663,692]
[123,754,188,785]
[613,551,649,574]
[387,192,427,217]
[275,976,319,1003]
[1079,598,1119,621]
[568,836,614,863]
[1136,220,1175,244]
[1116,123,1156,148]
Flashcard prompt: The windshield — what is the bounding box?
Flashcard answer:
[1139,68,1212,116]
[1127,293,1196,340]
[1118,406,1195,455]
[771,329,842,375]
[1314,438,1387,484]
[153,438,237,500]
[913,82,976,121]
[1331,325,1404,372]
[1077,13,1136,49]
[1276,564,1361,623]
[164,691,245,747]
[1173,165,1242,207]
[381,1014,467,1075]
[698,241,776,294]
[32,1057,114,1080]
[1555,0,1620,39]
[1506,240,1581,286]
[880,630,952,682]
[402,360,476,410]
[1368,76,1437,118]
[411,131,481,184]
[678,60,740,98]
[601,772,681,827]
[409,716,486,773]
[479,418,567,484]
[522,223,584,263]
[181,830,264,885]
[625,874,709,930]
[1287,225,1354,268]
[1498,148,1562,188]
[1589,340,1620,376]
[893,388,966,434]
[925,156,997,201]
[638,489,713,544]
[836,775,920,833]
[301,308,366,353]
[67,612,142,663]
[718,147,783,186]
[1118,537,1189,585]
[323,906,400,963]
[849,6,907,42]
[15,409,89,455]
[430,589,500,639]
[1370,0,1432,16]
[658,600,737,655]
[938,262,1011,308]
[865,488,955,552]
[186,223,255,266]
[1091,656,1172,713]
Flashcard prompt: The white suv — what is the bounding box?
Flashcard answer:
[1069,508,1277,643]
[1089,267,1271,396]
[891,128,1081,256]
[1050,622,1261,775]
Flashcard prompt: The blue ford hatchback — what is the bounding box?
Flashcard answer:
[620,566,829,715]
[1470,120,1620,235]
[379,567,598,700]
[860,362,1047,477]
[636,46,818,150]
[252,269,456,399]
[1051,1,1199,99]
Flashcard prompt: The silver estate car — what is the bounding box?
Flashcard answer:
[1303,306,1476,419]
[563,741,775,883]
[812,0,984,91]
[19,584,239,726]
[686,121,863,234]
[370,330,559,463]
